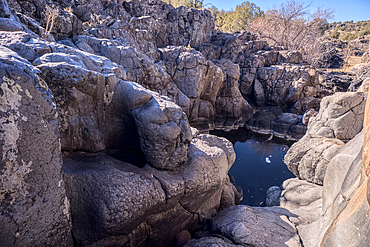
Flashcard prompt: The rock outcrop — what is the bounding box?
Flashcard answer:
[0,0,243,245]
[285,92,366,185]
[1,0,353,138]
[63,132,236,246]
[188,89,370,247]
[0,46,72,246]
[2,0,369,246]
[272,126,367,247]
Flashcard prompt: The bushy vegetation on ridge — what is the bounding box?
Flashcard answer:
[327,20,370,41]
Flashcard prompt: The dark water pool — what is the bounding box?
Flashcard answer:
[211,128,295,206]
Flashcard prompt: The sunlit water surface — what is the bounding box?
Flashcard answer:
[211,128,295,206]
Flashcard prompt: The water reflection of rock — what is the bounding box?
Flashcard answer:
[211,128,295,206]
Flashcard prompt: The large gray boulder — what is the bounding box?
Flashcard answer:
[130,86,192,170]
[285,92,366,185]
[307,92,367,141]
[63,152,166,247]
[159,46,225,130]
[63,133,237,246]
[208,205,301,247]
[0,46,72,246]
[284,134,344,185]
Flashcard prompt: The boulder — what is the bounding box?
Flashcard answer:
[279,51,303,64]
[34,48,131,152]
[273,113,301,135]
[0,31,51,62]
[209,205,302,247]
[0,46,72,246]
[131,90,192,170]
[307,92,366,141]
[0,0,24,32]
[285,134,345,185]
[63,152,166,246]
[184,236,242,247]
[279,178,323,224]
[351,61,370,81]
[256,65,319,108]
[214,58,253,131]
[159,46,224,131]
[265,186,282,207]
[285,92,367,184]
[63,133,237,246]
[270,178,323,247]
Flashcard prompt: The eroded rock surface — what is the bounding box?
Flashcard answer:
[64,133,236,246]
[2,0,370,246]
[0,46,72,246]
[187,205,302,247]
[285,92,366,185]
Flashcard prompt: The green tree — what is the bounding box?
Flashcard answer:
[208,5,226,30]
[208,2,264,33]
[162,0,206,8]
[183,0,205,8]
[222,2,263,32]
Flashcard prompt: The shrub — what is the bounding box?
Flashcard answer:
[249,0,334,67]
[329,30,340,39]
[162,0,206,8]
[44,4,58,34]
[340,32,356,41]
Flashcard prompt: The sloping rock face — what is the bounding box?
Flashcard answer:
[266,87,370,247]
[274,115,369,247]
[209,206,301,247]
[0,47,72,246]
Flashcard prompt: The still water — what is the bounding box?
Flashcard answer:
[211,128,295,206]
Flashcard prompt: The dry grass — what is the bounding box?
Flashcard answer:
[64,6,73,14]
[45,4,58,34]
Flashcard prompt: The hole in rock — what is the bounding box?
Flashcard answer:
[211,128,295,206]
[104,148,147,168]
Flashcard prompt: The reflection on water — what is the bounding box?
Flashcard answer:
[211,128,295,206]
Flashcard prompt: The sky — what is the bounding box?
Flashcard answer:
[208,0,370,23]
